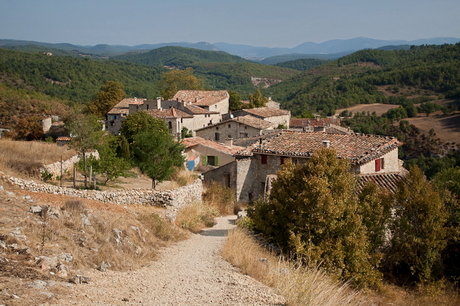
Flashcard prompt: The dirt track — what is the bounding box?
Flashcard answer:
[50,216,285,306]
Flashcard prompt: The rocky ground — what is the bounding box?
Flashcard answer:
[0,179,285,306]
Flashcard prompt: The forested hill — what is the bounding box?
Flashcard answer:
[111,46,300,95]
[111,46,249,67]
[266,43,460,116]
[0,48,167,104]
[0,47,299,105]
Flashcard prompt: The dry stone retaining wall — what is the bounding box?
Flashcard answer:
[39,152,100,178]
[0,171,203,209]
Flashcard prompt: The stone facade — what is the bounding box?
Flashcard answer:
[195,116,273,142]
[203,157,255,203]
[353,149,400,174]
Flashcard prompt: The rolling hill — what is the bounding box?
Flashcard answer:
[265,43,460,116]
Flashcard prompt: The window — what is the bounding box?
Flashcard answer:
[228,124,231,128]
[280,156,286,165]
[206,156,219,166]
[261,155,268,164]
[215,133,220,141]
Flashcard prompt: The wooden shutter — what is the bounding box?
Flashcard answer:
[202,155,208,166]
[375,158,381,172]
[214,156,219,166]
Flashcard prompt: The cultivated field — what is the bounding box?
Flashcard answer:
[336,101,460,144]
[335,103,399,116]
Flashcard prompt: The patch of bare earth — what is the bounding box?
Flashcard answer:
[336,103,400,116]
[406,111,460,144]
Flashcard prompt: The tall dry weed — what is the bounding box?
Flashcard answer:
[0,139,76,177]
[19,200,187,272]
[222,227,369,306]
[175,202,218,233]
[169,167,198,187]
[203,181,237,215]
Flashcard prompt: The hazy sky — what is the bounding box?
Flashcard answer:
[1,0,459,48]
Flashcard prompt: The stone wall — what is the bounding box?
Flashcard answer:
[0,171,203,210]
[40,152,100,178]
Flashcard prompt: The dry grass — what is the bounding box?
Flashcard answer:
[168,167,199,188]
[175,202,218,233]
[0,189,189,305]
[203,181,238,215]
[0,138,76,177]
[222,227,368,306]
[175,182,237,233]
[3,198,187,272]
[223,227,460,306]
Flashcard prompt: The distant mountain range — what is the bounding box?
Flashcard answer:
[1,37,459,61]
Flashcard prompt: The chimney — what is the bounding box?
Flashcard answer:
[322,140,330,148]
[225,137,233,147]
[157,97,162,110]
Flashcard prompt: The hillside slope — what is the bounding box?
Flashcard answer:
[267,43,460,116]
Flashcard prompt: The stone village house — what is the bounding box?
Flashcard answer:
[195,115,274,142]
[182,137,243,172]
[106,91,229,138]
[203,130,405,203]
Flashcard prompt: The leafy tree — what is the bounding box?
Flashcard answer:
[250,149,381,288]
[248,88,268,108]
[228,90,242,111]
[117,135,131,160]
[418,102,440,117]
[181,127,193,139]
[432,167,460,284]
[119,111,169,145]
[14,116,44,140]
[131,129,185,189]
[358,182,393,255]
[387,166,447,284]
[86,81,126,118]
[159,67,204,99]
[65,112,105,187]
[84,135,131,184]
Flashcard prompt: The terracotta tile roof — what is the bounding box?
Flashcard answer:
[241,107,290,118]
[356,173,405,193]
[324,124,352,134]
[146,108,193,119]
[233,115,274,129]
[196,115,273,132]
[182,137,244,155]
[290,117,340,128]
[185,104,219,115]
[107,98,146,115]
[239,130,399,165]
[173,90,228,107]
[233,131,280,147]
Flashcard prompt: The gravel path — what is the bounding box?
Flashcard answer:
[53,216,286,306]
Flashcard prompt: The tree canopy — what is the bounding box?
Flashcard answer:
[86,81,125,118]
[119,111,169,145]
[159,67,205,99]
[131,129,185,189]
[250,149,381,288]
